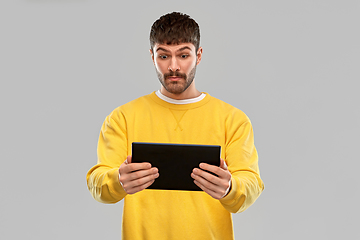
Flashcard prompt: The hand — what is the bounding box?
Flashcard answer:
[118,155,159,194]
[191,158,232,200]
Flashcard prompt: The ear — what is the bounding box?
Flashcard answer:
[150,49,155,64]
[196,47,203,65]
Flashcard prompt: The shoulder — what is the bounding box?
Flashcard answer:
[108,92,154,119]
[121,93,153,110]
[207,94,250,122]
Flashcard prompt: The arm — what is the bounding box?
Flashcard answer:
[219,115,264,213]
[86,109,128,204]
[191,112,264,213]
[86,109,159,204]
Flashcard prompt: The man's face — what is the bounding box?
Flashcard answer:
[151,43,202,95]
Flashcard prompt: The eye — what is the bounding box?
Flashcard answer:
[181,54,188,59]
[159,55,168,59]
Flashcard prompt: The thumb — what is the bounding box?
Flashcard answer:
[220,158,228,170]
[125,155,132,164]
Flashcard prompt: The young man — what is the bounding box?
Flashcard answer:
[87,12,264,240]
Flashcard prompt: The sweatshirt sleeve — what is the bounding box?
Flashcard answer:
[220,111,264,213]
[86,108,128,204]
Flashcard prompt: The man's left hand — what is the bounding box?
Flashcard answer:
[191,158,232,200]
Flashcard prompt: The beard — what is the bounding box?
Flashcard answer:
[156,64,197,95]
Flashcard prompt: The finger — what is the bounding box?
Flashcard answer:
[126,167,158,181]
[192,172,219,190]
[192,168,230,193]
[220,158,228,170]
[199,163,228,179]
[194,177,228,199]
[125,155,132,164]
[124,171,159,190]
[124,162,153,173]
[192,168,219,185]
[126,179,156,195]
[193,180,223,200]
[191,170,224,193]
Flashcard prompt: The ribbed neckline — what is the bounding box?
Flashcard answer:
[149,91,212,110]
[155,90,206,104]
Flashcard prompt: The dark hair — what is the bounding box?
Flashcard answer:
[150,12,200,51]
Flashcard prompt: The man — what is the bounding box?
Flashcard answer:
[87,12,264,240]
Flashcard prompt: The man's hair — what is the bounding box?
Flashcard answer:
[150,12,200,52]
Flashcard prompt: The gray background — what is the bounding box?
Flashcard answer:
[1,0,359,239]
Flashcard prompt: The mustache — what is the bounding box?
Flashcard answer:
[164,71,187,80]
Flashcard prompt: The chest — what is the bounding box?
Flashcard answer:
[126,107,226,146]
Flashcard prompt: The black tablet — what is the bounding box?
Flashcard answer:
[132,142,221,191]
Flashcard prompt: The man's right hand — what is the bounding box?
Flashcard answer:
[118,155,159,194]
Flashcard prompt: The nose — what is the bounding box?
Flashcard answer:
[168,58,180,71]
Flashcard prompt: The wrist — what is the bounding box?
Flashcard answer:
[221,178,232,198]
[118,173,124,187]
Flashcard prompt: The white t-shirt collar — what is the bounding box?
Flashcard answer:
[155,90,206,105]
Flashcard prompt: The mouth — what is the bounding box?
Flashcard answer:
[167,76,183,81]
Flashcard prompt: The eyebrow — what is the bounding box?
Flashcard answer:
[156,46,192,53]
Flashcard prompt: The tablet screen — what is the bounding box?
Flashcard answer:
[132,142,221,191]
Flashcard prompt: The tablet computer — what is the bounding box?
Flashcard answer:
[132,142,221,191]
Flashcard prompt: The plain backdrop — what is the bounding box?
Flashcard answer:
[1,0,359,239]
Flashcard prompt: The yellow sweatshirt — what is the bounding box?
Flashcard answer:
[86,92,264,240]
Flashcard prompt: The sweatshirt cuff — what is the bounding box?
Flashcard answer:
[107,168,127,199]
[220,177,240,204]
